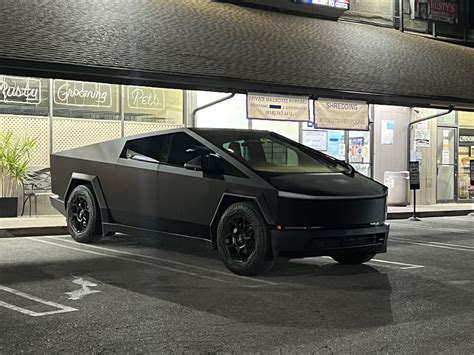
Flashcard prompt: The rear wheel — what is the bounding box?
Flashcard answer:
[66,185,102,244]
[216,202,272,276]
[331,253,375,265]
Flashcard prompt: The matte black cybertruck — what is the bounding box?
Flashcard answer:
[50,128,389,275]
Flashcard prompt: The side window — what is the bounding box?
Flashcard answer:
[166,132,206,167]
[122,134,168,163]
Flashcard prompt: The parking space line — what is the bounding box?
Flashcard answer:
[46,236,276,286]
[0,285,78,317]
[27,237,278,287]
[391,237,474,252]
[391,223,472,234]
[320,256,424,270]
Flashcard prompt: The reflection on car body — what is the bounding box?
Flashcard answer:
[50,128,389,275]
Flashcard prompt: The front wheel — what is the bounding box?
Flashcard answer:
[66,185,102,244]
[216,202,272,276]
[331,253,375,265]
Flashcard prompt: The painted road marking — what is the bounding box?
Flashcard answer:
[65,277,102,301]
[0,285,78,317]
[319,256,425,270]
[391,237,474,252]
[46,236,277,286]
[27,237,277,288]
[391,223,472,234]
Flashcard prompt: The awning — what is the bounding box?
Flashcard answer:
[0,0,473,110]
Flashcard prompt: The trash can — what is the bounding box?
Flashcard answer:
[384,171,410,206]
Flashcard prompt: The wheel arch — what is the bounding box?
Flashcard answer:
[64,173,111,226]
[209,193,275,249]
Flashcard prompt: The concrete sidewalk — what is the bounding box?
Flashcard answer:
[1,203,472,238]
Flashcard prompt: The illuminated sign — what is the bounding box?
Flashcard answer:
[0,75,41,105]
[414,0,458,24]
[294,0,350,10]
[127,86,165,111]
[53,79,114,108]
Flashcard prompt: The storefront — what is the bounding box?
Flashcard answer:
[458,113,474,202]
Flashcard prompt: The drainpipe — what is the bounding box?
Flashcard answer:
[399,0,404,32]
[191,92,235,127]
[406,106,454,171]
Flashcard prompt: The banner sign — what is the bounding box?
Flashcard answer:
[247,93,309,122]
[414,0,458,24]
[314,98,369,130]
[54,79,114,108]
[126,86,165,111]
[294,0,350,10]
[459,129,474,146]
[470,160,474,186]
[0,75,41,105]
[409,161,421,190]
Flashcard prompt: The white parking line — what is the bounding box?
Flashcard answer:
[46,236,276,286]
[391,237,474,252]
[0,285,78,317]
[391,223,472,234]
[320,256,424,270]
[27,237,278,287]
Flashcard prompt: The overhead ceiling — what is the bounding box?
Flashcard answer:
[0,0,473,109]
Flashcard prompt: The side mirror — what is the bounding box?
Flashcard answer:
[184,155,203,171]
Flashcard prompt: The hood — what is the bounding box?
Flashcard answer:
[268,172,387,198]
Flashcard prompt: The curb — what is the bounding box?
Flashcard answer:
[0,226,68,238]
[388,209,473,220]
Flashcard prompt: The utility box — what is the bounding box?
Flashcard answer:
[384,171,410,206]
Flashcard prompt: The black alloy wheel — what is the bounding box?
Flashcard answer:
[217,201,272,276]
[66,185,102,244]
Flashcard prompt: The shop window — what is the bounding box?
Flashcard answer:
[0,75,49,116]
[125,85,183,124]
[52,79,120,120]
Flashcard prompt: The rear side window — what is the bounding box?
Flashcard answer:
[122,135,168,162]
[166,133,206,167]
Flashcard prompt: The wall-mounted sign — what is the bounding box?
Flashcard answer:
[247,93,309,122]
[126,86,165,111]
[381,120,394,145]
[415,128,431,148]
[414,0,458,24]
[0,75,41,105]
[302,130,328,151]
[459,129,474,146]
[54,79,114,108]
[294,0,350,10]
[314,98,369,130]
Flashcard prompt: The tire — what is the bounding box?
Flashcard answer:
[216,202,272,276]
[66,185,102,244]
[331,253,375,265]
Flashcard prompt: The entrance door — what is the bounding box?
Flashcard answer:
[436,127,457,202]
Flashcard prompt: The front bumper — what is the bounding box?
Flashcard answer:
[50,195,66,216]
[271,224,389,258]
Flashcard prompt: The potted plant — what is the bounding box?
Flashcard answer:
[0,130,37,217]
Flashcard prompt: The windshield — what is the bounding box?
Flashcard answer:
[197,130,350,175]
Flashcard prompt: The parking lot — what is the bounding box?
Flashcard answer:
[0,215,473,353]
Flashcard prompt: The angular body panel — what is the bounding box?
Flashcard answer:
[50,128,389,261]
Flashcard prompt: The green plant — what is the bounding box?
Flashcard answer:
[0,130,37,198]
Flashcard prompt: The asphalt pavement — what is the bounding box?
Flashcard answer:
[0,215,473,353]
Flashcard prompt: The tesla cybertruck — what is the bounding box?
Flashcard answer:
[50,128,389,275]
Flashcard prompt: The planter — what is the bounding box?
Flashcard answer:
[0,197,18,218]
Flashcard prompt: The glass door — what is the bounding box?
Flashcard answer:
[436,127,457,202]
[348,131,371,177]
